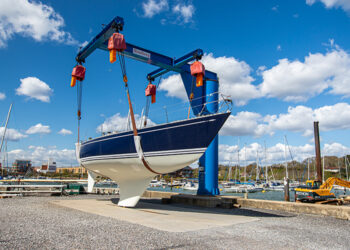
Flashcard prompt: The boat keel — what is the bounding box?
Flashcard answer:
[117,176,154,207]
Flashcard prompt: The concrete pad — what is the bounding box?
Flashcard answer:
[51,199,259,232]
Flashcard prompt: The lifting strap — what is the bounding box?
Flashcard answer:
[118,52,161,175]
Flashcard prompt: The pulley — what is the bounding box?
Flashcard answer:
[70,65,86,87]
[145,82,156,104]
[108,33,126,63]
[190,61,205,87]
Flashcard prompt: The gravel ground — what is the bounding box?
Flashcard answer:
[0,195,349,250]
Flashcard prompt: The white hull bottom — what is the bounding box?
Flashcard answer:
[80,151,203,207]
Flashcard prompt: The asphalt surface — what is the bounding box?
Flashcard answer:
[0,195,349,249]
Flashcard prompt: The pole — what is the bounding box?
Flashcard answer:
[0,104,12,154]
[284,176,290,202]
[237,138,240,181]
[283,136,290,201]
[264,141,268,183]
[322,156,325,183]
[1,104,12,177]
[244,143,247,183]
[313,121,322,182]
[338,158,341,179]
[256,150,259,182]
[284,136,288,179]
[163,106,168,123]
[307,158,310,180]
[345,156,349,181]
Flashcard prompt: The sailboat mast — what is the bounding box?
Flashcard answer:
[264,141,268,183]
[244,143,247,183]
[256,150,259,181]
[307,158,310,180]
[345,156,349,181]
[1,103,12,177]
[237,138,240,181]
[284,136,288,179]
[0,104,12,153]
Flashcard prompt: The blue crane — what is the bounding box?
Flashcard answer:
[75,16,220,195]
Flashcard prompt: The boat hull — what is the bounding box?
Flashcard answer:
[77,112,230,207]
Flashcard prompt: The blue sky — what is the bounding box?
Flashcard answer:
[1,0,350,166]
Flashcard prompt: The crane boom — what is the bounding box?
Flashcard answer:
[320,177,350,190]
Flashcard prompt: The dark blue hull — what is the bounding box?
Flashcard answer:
[80,112,230,161]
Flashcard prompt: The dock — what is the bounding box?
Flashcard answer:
[141,191,350,220]
[0,184,65,196]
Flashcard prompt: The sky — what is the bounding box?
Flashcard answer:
[1,0,350,167]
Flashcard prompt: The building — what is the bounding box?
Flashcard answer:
[40,158,57,174]
[56,167,88,174]
[167,166,194,178]
[12,160,32,175]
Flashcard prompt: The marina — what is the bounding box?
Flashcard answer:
[1,1,350,249]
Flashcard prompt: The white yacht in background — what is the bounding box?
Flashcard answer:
[182,181,198,191]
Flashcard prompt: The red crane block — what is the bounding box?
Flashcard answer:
[190,61,205,87]
[108,33,126,63]
[145,84,156,103]
[71,65,86,87]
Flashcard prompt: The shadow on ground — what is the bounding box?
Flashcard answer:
[110,197,293,218]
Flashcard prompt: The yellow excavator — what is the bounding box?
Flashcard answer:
[295,177,350,202]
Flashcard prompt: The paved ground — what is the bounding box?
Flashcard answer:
[52,199,259,232]
[0,195,349,250]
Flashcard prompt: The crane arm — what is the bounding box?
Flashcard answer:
[320,177,350,190]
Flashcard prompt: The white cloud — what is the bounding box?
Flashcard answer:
[16,77,53,102]
[7,146,77,166]
[160,45,350,106]
[203,53,260,106]
[97,113,156,134]
[323,142,350,156]
[306,0,350,13]
[221,103,350,138]
[259,47,350,102]
[0,92,5,100]
[266,103,350,136]
[58,128,72,136]
[26,123,51,135]
[272,5,279,11]
[0,127,27,141]
[0,0,77,47]
[159,53,260,106]
[277,45,282,51]
[142,0,169,18]
[158,74,188,100]
[220,111,269,137]
[172,3,195,23]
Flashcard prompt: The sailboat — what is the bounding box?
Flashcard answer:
[76,112,229,207]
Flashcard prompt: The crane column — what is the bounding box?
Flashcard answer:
[197,79,220,195]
